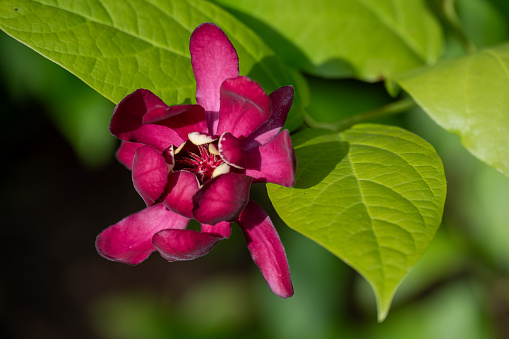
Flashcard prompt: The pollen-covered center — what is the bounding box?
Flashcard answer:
[180,144,222,182]
[170,139,230,184]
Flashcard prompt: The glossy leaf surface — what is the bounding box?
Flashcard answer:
[214,0,443,80]
[268,125,447,320]
[397,43,509,177]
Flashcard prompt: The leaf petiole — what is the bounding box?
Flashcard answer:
[303,97,416,132]
[443,0,477,53]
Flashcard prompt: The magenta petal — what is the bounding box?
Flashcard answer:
[153,229,223,262]
[190,23,239,113]
[219,132,246,168]
[193,173,253,225]
[245,130,296,187]
[116,141,143,170]
[132,146,169,206]
[243,86,294,150]
[142,104,208,140]
[163,171,200,218]
[95,204,189,265]
[237,200,294,298]
[201,221,232,238]
[110,89,183,150]
[216,76,271,141]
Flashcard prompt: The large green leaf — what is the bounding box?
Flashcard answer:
[214,0,442,80]
[397,43,509,178]
[0,0,304,130]
[267,125,446,320]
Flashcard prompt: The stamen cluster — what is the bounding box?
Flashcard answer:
[177,144,225,183]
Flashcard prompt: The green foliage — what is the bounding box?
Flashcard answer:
[397,43,509,178]
[267,125,446,320]
[0,0,305,131]
[213,0,443,80]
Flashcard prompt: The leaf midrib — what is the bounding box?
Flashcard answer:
[337,132,385,282]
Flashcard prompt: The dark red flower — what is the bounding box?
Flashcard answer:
[96,23,296,298]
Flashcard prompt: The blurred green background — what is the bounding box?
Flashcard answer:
[1,0,509,338]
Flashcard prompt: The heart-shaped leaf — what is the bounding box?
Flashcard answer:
[397,43,509,178]
[214,0,443,80]
[267,125,447,320]
[0,0,305,131]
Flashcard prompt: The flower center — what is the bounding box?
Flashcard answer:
[173,142,229,184]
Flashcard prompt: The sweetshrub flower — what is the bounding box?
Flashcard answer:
[96,23,296,298]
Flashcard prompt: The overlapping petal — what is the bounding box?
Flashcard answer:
[116,141,143,170]
[143,104,208,140]
[217,76,271,141]
[243,86,294,150]
[245,130,296,187]
[193,173,253,225]
[201,221,232,239]
[96,204,189,265]
[153,221,231,262]
[110,89,183,150]
[219,132,246,168]
[132,146,169,205]
[238,200,294,298]
[152,229,223,262]
[163,171,200,219]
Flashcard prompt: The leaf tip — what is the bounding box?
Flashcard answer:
[377,305,390,323]
[372,281,397,323]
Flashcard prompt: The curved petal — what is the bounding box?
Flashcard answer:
[142,104,208,139]
[188,131,217,145]
[243,86,294,150]
[95,204,189,265]
[219,132,246,168]
[116,141,143,170]
[163,171,200,219]
[190,23,239,113]
[201,221,232,238]
[237,200,294,298]
[245,130,296,187]
[153,229,223,262]
[110,89,183,150]
[162,145,175,169]
[217,76,271,141]
[193,173,253,225]
[132,146,169,206]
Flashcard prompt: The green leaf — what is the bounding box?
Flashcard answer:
[0,0,304,131]
[213,0,443,80]
[396,43,509,178]
[267,125,446,321]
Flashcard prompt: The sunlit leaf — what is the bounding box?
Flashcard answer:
[214,0,442,80]
[0,0,305,131]
[267,125,447,320]
[397,43,509,178]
